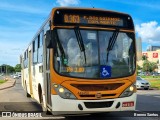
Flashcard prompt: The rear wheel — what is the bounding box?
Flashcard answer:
[39,88,52,115]
[25,82,31,97]
[39,88,45,111]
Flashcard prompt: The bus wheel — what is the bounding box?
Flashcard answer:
[25,82,31,97]
[40,90,46,111]
[46,110,52,115]
[39,89,52,115]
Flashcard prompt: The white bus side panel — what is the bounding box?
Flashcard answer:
[31,63,44,103]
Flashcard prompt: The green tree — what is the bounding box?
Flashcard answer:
[136,65,142,75]
[150,62,158,72]
[14,64,21,72]
[0,64,6,73]
[6,65,15,73]
[142,61,158,73]
[0,64,15,74]
[142,60,150,72]
[137,65,141,70]
[142,55,148,61]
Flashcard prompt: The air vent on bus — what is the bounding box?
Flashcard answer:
[84,101,114,108]
[79,94,116,98]
[71,83,124,91]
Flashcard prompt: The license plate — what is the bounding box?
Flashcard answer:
[122,101,134,107]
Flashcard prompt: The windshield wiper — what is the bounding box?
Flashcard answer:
[53,30,66,61]
[106,29,119,62]
[74,27,87,64]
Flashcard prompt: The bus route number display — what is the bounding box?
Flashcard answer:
[64,14,124,26]
[66,67,85,73]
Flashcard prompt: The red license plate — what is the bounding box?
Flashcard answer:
[122,101,134,107]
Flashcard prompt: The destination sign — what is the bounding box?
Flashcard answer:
[53,9,134,29]
[63,14,124,26]
[66,67,85,73]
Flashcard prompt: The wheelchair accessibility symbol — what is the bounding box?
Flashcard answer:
[102,68,109,76]
[100,66,111,78]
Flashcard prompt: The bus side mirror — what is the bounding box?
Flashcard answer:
[46,30,55,48]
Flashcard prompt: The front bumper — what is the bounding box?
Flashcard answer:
[51,93,137,115]
[136,85,150,89]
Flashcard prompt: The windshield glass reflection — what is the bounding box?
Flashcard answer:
[54,29,135,79]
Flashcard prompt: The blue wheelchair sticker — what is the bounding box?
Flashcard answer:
[100,66,111,78]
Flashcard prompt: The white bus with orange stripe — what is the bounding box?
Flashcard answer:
[21,7,137,115]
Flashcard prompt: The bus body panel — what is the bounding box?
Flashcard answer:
[51,93,136,115]
[23,68,29,93]
[32,62,44,103]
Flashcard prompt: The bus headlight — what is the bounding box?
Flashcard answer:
[59,88,64,93]
[129,86,134,91]
[119,84,136,98]
[53,84,76,99]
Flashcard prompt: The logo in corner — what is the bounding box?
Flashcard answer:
[95,92,102,98]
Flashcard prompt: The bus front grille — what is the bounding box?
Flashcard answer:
[71,83,124,91]
[80,94,116,98]
[84,101,114,108]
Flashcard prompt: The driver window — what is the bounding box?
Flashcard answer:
[57,29,81,66]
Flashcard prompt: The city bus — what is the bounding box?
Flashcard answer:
[21,7,137,115]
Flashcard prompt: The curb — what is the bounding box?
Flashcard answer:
[0,79,16,90]
[150,87,159,90]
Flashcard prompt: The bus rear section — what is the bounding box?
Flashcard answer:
[46,8,137,115]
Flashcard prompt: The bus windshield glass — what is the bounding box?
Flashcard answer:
[54,29,136,79]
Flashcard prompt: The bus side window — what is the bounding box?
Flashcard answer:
[44,22,50,70]
[24,50,28,68]
[24,51,26,68]
[33,38,38,64]
[26,49,28,68]
[46,49,50,70]
[38,32,43,63]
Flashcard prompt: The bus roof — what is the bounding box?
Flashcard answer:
[51,7,131,16]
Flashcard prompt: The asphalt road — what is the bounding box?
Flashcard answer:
[0,77,160,120]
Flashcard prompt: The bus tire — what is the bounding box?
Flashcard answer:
[46,110,52,115]
[39,86,45,111]
[39,86,52,115]
[25,82,31,97]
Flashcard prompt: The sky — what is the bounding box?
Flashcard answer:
[0,0,160,66]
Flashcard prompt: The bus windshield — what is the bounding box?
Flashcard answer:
[54,29,136,79]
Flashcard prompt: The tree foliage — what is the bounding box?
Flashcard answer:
[14,64,21,72]
[142,55,148,61]
[136,64,142,75]
[150,62,158,72]
[0,64,15,73]
[137,65,141,70]
[142,60,150,72]
[142,60,158,73]
[6,65,15,73]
